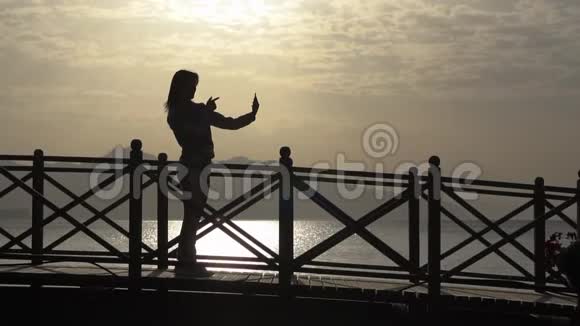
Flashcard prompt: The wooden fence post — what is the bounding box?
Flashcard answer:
[428,156,441,305]
[577,172,580,240]
[577,172,580,319]
[129,139,143,292]
[157,153,169,270]
[279,146,294,297]
[408,167,420,283]
[534,177,546,291]
[32,149,44,265]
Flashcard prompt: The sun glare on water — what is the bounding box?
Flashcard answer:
[168,0,270,25]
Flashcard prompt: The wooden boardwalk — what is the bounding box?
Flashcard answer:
[1,142,579,323]
[0,262,576,317]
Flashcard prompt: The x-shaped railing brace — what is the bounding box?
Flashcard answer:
[420,198,535,274]
[42,173,157,253]
[0,167,132,260]
[442,196,577,283]
[423,188,534,279]
[545,200,577,229]
[294,179,415,269]
[0,172,33,250]
[144,172,280,268]
[292,177,413,271]
[439,188,570,285]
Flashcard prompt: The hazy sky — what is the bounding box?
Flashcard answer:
[1,0,579,186]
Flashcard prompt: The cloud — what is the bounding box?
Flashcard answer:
[0,0,579,99]
[2,0,580,187]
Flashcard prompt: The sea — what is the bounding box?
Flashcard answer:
[0,217,576,276]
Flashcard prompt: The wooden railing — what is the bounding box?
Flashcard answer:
[0,139,578,298]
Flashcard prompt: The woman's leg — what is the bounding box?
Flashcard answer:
[177,166,209,264]
[190,171,209,256]
[177,202,197,263]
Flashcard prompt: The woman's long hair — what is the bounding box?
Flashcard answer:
[164,70,199,113]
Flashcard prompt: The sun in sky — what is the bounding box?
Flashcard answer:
[168,0,270,25]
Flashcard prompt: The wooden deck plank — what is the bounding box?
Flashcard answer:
[0,262,576,315]
[245,271,264,283]
[271,272,278,285]
[306,275,324,288]
[293,273,308,286]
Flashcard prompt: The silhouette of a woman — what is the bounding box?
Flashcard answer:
[165,70,259,275]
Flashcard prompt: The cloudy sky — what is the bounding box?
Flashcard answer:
[1,0,579,185]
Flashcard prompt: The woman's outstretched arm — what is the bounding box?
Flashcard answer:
[209,94,260,130]
[210,111,256,130]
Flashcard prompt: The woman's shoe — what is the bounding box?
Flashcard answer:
[174,261,214,278]
[191,264,214,278]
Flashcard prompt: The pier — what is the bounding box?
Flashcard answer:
[0,139,578,324]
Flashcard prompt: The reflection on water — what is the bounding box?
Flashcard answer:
[0,218,575,276]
